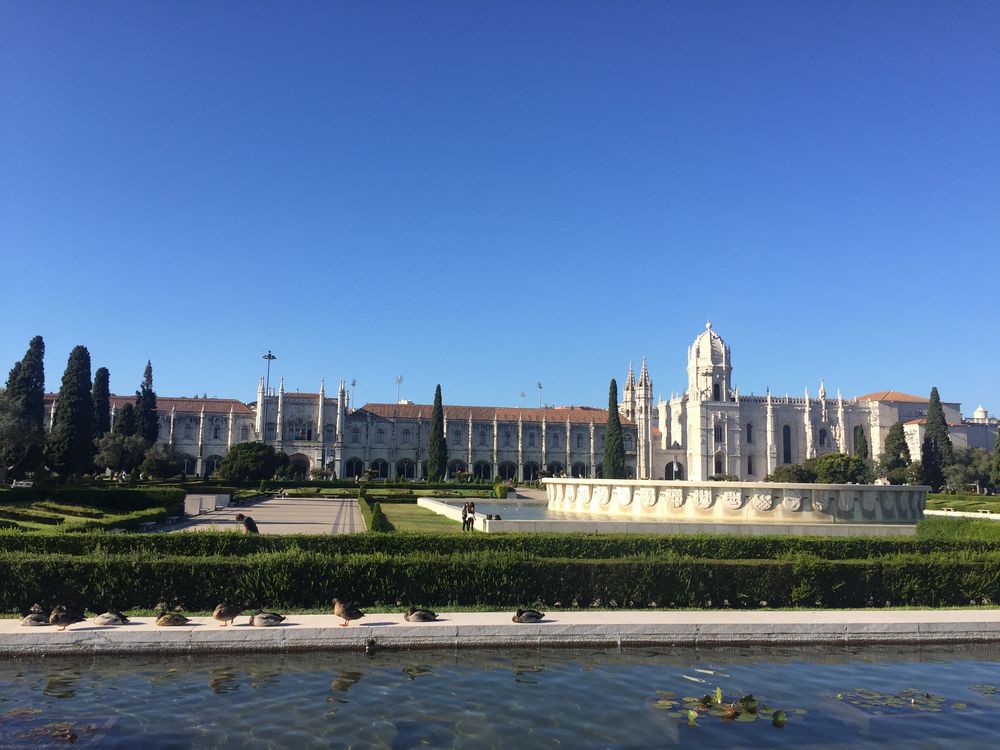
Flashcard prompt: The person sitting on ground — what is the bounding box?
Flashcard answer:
[235,513,259,534]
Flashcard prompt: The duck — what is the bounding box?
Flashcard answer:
[404,607,438,622]
[155,612,191,626]
[249,611,286,627]
[212,604,244,627]
[93,610,130,626]
[512,608,545,624]
[49,607,86,631]
[333,598,365,627]
[20,612,50,627]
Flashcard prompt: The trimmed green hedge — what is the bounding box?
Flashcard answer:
[3,527,1000,559]
[2,550,999,611]
[0,487,184,513]
[369,502,393,532]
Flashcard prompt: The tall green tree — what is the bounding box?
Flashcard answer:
[1,336,46,475]
[991,429,1000,490]
[853,425,869,460]
[46,345,95,478]
[135,360,158,444]
[877,421,911,484]
[920,386,952,491]
[427,384,447,481]
[114,402,137,437]
[603,378,625,479]
[92,367,111,438]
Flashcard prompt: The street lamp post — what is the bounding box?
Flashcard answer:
[262,350,277,443]
[519,391,526,409]
[395,374,404,404]
[537,381,543,409]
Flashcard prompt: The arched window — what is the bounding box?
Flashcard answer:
[527,430,536,448]
[240,425,249,441]
[713,383,721,401]
[819,428,827,447]
[782,425,792,464]
[747,454,755,475]
[184,422,193,439]
[714,454,723,475]
[351,427,361,443]
[746,423,753,444]
[402,429,411,444]
[714,424,724,443]
[576,433,584,449]
[479,428,488,446]
[551,432,560,448]
[503,430,511,447]
[213,424,221,440]
[623,434,633,450]
[453,428,463,445]
[376,428,385,444]
[325,425,335,441]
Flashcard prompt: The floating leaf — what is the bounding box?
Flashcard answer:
[686,709,698,727]
[971,685,999,696]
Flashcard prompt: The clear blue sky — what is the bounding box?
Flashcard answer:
[1,1,997,413]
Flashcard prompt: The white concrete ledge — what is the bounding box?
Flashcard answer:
[4,610,1000,655]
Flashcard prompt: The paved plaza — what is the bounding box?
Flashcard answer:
[172,496,364,535]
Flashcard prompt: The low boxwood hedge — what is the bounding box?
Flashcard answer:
[2,550,998,611]
[0,487,184,513]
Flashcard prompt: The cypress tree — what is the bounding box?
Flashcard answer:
[92,367,111,438]
[427,384,447,481]
[1,336,46,473]
[135,360,158,444]
[924,386,953,463]
[46,345,95,477]
[603,378,625,479]
[853,426,869,460]
[991,429,1000,491]
[877,421,911,483]
[114,403,137,437]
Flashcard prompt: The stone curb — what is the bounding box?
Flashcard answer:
[4,611,1000,655]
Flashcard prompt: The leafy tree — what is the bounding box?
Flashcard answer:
[114,402,137,436]
[919,387,952,491]
[46,345,95,478]
[807,452,873,484]
[427,384,447,481]
[991,430,1000,490]
[877,421,912,484]
[215,441,289,481]
[765,464,817,483]
[94,432,147,472]
[140,444,182,479]
[1,336,46,475]
[943,447,991,493]
[92,367,111,438]
[603,379,625,479]
[135,360,158,444]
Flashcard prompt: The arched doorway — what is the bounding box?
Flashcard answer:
[396,459,416,480]
[571,462,587,478]
[523,462,540,481]
[624,465,636,479]
[447,459,467,478]
[370,458,389,479]
[497,461,517,481]
[177,453,196,476]
[664,461,684,480]
[345,458,364,479]
[203,454,224,478]
[473,461,492,480]
[289,453,311,478]
[546,462,564,477]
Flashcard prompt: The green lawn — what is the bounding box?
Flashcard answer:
[378,503,463,533]
[926,493,1000,513]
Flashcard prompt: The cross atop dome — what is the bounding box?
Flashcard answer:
[706,320,712,330]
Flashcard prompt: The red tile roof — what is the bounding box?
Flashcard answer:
[358,403,631,425]
[856,390,929,403]
[46,393,255,415]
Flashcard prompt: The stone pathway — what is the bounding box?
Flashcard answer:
[171,496,365,535]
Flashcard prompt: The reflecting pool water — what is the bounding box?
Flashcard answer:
[442,500,607,521]
[3,645,1000,748]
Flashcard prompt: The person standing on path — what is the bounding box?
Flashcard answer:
[461,502,470,532]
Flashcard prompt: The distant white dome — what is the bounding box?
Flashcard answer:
[974,404,988,420]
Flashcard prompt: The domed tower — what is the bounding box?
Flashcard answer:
[687,321,732,403]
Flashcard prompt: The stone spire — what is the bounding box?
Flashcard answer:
[638,357,650,387]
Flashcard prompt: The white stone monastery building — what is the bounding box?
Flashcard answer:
[42,324,995,479]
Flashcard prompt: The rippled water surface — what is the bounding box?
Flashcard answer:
[3,645,1000,748]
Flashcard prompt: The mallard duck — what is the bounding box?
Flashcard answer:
[333,598,365,627]
[404,607,438,622]
[20,612,50,627]
[49,607,86,631]
[249,610,286,627]
[93,610,130,626]
[155,612,191,626]
[212,604,244,627]
[512,608,545,624]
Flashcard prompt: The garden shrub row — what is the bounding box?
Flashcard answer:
[2,550,999,612]
[0,487,185,512]
[3,527,999,559]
